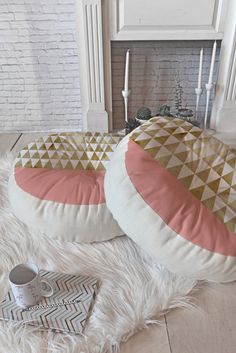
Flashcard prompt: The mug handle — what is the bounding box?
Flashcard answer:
[40,279,54,298]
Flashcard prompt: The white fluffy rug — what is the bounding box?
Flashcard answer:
[0,154,199,353]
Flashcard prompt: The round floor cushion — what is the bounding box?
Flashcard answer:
[104,117,236,282]
[8,132,124,242]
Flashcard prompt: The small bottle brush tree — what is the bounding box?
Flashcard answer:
[173,75,198,126]
[174,75,183,116]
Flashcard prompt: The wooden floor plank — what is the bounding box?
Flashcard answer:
[0,133,21,155]
[11,133,47,155]
[166,282,236,353]
[120,320,171,353]
[214,132,236,147]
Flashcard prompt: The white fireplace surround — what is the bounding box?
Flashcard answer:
[76,0,236,132]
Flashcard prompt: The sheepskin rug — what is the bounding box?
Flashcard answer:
[0,154,199,353]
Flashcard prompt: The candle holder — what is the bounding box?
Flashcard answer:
[204,83,213,129]
[194,87,203,121]
[122,89,131,123]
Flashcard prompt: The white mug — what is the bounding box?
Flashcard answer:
[9,263,53,308]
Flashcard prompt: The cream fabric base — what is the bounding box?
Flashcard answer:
[0,154,198,353]
[104,136,236,282]
[8,175,123,243]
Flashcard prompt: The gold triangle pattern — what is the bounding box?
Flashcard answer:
[15,132,122,172]
[130,117,236,233]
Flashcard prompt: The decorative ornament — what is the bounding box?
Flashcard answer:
[125,118,141,135]
[178,108,193,118]
[136,106,152,121]
[158,105,171,117]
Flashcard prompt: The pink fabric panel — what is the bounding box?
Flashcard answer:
[125,140,236,256]
[14,167,105,205]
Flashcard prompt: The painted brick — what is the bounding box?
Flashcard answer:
[111,40,220,129]
[8,5,26,12]
[0,22,11,29]
[0,14,14,21]
[0,0,82,132]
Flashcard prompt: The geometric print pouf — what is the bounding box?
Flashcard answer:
[104,116,236,282]
[8,132,124,242]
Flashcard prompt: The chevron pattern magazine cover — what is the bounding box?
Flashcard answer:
[0,270,99,334]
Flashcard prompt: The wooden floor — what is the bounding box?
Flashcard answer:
[0,131,236,353]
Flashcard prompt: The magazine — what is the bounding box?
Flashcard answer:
[0,270,99,335]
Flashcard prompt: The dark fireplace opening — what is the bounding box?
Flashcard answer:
[111,40,221,130]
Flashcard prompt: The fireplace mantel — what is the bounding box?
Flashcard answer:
[75,0,109,132]
[211,0,236,131]
[110,0,227,41]
[76,0,236,132]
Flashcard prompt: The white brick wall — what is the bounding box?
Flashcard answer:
[0,0,82,132]
[111,41,220,129]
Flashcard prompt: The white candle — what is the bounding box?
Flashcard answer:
[197,48,203,89]
[208,41,217,85]
[124,49,130,91]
